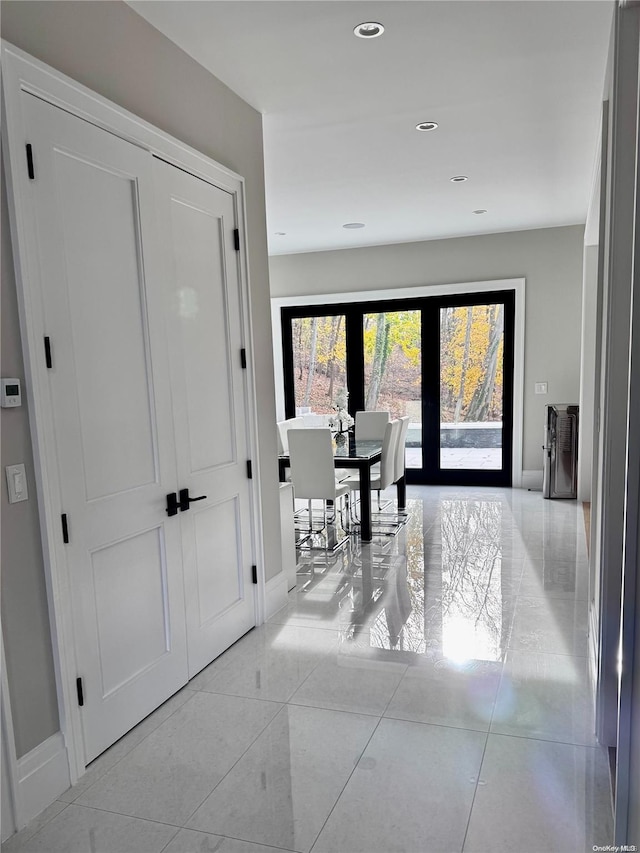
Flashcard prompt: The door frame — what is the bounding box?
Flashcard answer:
[272,278,525,487]
[604,4,640,843]
[281,290,515,486]
[1,42,266,783]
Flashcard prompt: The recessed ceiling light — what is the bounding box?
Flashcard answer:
[416,121,438,132]
[473,209,487,215]
[343,222,365,229]
[450,176,468,183]
[274,232,287,236]
[354,22,384,39]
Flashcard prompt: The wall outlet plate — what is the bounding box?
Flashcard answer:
[535,382,548,395]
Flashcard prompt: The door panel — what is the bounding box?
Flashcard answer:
[169,199,236,471]
[91,528,170,697]
[363,309,422,469]
[154,159,255,678]
[430,294,514,486]
[54,152,158,500]
[24,94,188,762]
[439,303,504,472]
[193,498,244,625]
[287,314,348,416]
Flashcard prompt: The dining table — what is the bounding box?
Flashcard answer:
[278,434,406,542]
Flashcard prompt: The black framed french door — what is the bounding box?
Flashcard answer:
[281,289,515,487]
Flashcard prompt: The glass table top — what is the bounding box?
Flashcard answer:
[279,436,382,461]
[334,438,382,459]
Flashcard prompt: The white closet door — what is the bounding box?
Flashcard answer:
[23,94,188,762]
[153,159,255,678]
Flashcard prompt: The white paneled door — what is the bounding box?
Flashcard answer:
[23,93,255,763]
[154,160,256,678]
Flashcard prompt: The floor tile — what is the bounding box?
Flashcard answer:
[76,692,281,825]
[187,627,268,691]
[58,685,196,803]
[385,656,501,731]
[521,537,588,565]
[187,704,378,852]
[312,718,486,853]
[491,650,597,746]
[289,655,406,715]
[163,829,296,853]
[198,624,336,703]
[267,596,339,632]
[2,805,177,852]
[508,596,589,655]
[463,734,613,852]
[518,560,589,600]
[1,802,68,852]
[421,584,518,663]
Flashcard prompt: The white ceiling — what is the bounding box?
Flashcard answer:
[129,1,613,256]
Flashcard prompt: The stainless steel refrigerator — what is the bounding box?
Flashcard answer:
[542,404,579,499]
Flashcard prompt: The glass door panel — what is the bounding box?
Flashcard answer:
[291,315,347,416]
[363,309,422,468]
[439,303,504,471]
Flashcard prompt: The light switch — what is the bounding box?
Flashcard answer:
[535,382,548,395]
[6,464,28,504]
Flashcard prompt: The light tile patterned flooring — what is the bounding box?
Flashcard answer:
[3,487,612,853]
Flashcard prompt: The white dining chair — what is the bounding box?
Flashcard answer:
[287,428,350,546]
[345,418,401,530]
[355,410,390,441]
[393,415,411,499]
[373,415,411,527]
[276,417,306,455]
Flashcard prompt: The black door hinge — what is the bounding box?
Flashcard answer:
[44,336,53,369]
[252,565,258,584]
[233,228,240,251]
[246,460,252,479]
[61,513,69,544]
[240,348,247,369]
[76,677,84,707]
[26,144,35,180]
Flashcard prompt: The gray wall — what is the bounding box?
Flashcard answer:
[1,163,59,758]
[269,225,585,473]
[1,0,280,758]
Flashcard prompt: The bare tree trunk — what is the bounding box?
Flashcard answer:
[467,304,504,421]
[454,307,474,422]
[303,317,318,407]
[439,306,455,417]
[296,319,304,381]
[366,314,389,410]
[326,315,342,400]
[441,306,454,345]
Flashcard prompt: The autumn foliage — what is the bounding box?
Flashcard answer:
[291,304,503,424]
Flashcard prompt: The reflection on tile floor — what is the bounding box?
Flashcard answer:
[3,487,612,853]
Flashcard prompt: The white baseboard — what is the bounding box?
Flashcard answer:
[16,733,70,829]
[521,469,543,491]
[264,571,288,621]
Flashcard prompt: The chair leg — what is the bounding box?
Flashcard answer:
[295,499,323,536]
[340,494,352,532]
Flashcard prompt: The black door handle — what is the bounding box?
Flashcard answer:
[179,488,207,512]
[166,492,179,516]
